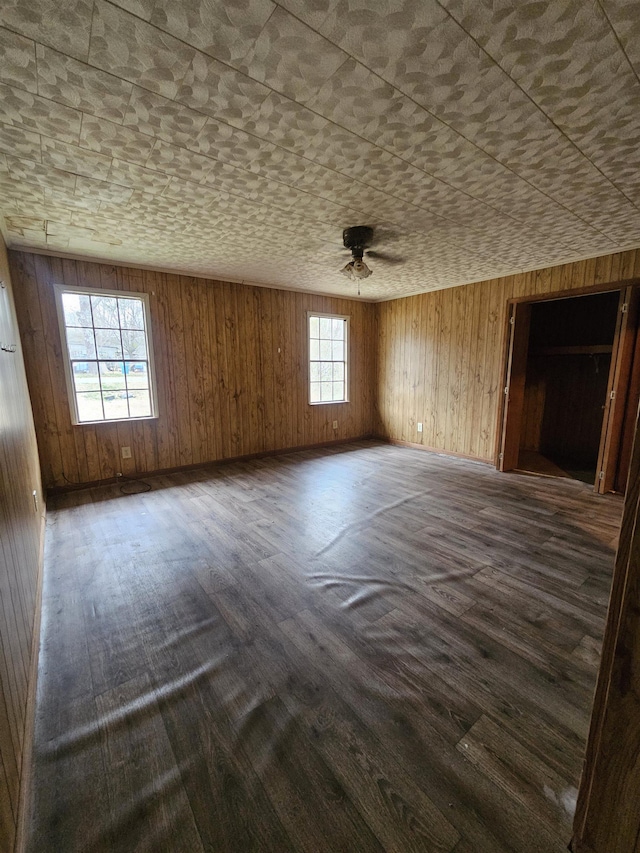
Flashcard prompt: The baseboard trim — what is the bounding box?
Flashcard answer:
[380,436,493,465]
[47,435,378,494]
[14,507,46,853]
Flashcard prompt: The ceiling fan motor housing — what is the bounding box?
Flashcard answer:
[343,226,374,260]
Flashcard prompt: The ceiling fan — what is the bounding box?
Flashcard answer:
[339,226,404,291]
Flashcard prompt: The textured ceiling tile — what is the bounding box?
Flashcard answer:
[6,155,78,192]
[190,117,277,168]
[79,115,155,166]
[0,176,46,206]
[201,160,298,208]
[0,0,92,62]
[238,6,349,103]
[41,137,113,181]
[123,86,209,147]
[176,51,271,123]
[276,0,339,30]
[306,58,398,135]
[600,0,640,73]
[89,0,196,99]
[105,0,155,19]
[74,175,135,204]
[160,176,223,207]
[44,187,102,212]
[107,159,171,193]
[441,0,640,188]
[146,139,216,182]
[238,91,330,155]
[0,82,82,144]
[320,0,449,73]
[149,0,276,64]
[0,124,42,161]
[36,45,134,123]
[0,27,37,94]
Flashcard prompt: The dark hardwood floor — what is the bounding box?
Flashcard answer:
[28,441,622,852]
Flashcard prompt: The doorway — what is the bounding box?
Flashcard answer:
[498,285,640,494]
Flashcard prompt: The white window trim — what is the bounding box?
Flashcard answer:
[54,283,159,426]
[307,311,350,406]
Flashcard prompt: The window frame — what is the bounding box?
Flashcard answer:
[307,311,350,406]
[54,283,159,426]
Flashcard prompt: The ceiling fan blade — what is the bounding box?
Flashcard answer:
[366,250,404,265]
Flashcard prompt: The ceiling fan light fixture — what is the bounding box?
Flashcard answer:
[340,259,372,279]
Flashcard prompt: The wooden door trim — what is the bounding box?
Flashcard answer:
[497,302,531,471]
[509,278,640,305]
[595,287,638,492]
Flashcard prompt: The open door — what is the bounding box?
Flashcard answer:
[595,286,639,493]
[498,301,531,471]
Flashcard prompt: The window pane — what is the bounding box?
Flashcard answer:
[332,340,344,361]
[332,362,344,382]
[91,295,120,328]
[124,362,149,389]
[72,361,100,392]
[320,381,333,401]
[309,316,319,338]
[310,382,321,403]
[310,339,319,360]
[95,327,122,359]
[121,329,147,360]
[333,382,345,401]
[118,298,145,330]
[99,361,125,390]
[66,326,96,359]
[62,292,92,327]
[319,317,332,338]
[310,362,321,382]
[76,392,104,422]
[102,392,130,420]
[319,339,332,360]
[320,362,332,381]
[331,319,344,340]
[128,390,151,418]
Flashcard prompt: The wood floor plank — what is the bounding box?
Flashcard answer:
[27,441,622,853]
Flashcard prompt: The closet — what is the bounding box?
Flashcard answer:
[499,284,640,493]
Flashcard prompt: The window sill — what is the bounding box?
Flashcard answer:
[308,400,349,406]
[72,415,159,426]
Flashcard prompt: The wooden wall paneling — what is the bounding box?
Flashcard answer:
[377,247,640,463]
[248,288,265,453]
[10,251,373,490]
[207,280,225,463]
[168,275,191,467]
[184,276,206,466]
[261,288,276,452]
[197,274,214,465]
[0,233,44,853]
[34,254,81,486]
[572,397,640,852]
[11,253,62,488]
[215,282,234,459]
[153,271,178,471]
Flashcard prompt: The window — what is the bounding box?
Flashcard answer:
[308,313,348,404]
[55,285,158,424]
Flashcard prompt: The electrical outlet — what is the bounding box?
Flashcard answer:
[417,422,423,433]
[121,446,132,459]
[332,420,338,430]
